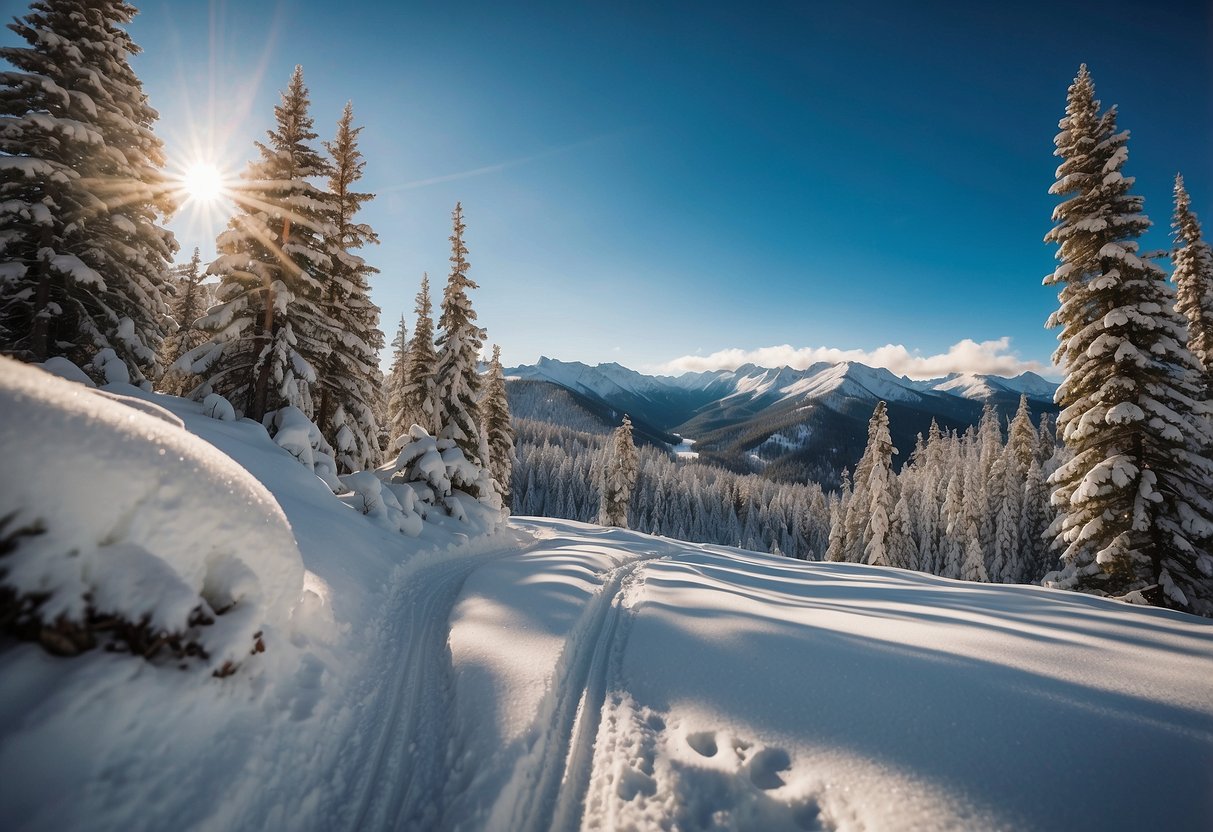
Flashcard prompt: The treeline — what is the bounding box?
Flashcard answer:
[511,394,1059,582]
[0,2,515,505]
[512,417,833,558]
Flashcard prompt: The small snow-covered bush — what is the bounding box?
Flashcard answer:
[0,358,306,676]
[201,392,236,421]
[337,471,423,537]
[265,406,342,492]
[382,425,503,530]
[87,347,131,386]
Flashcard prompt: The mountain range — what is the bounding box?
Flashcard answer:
[505,357,1058,486]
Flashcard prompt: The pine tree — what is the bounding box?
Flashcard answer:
[1036,412,1058,467]
[940,466,965,579]
[159,247,208,392]
[317,102,382,471]
[887,491,917,571]
[1007,394,1038,472]
[0,0,176,382]
[599,415,638,527]
[1021,458,1052,581]
[1043,66,1213,613]
[988,450,1020,582]
[1172,174,1213,402]
[961,521,989,582]
[385,314,411,445]
[402,273,437,437]
[433,203,488,465]
[857,402,898,566]
[179,66,332,422]
[482,344,515,509]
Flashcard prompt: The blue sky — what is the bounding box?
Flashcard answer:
[124,0,1211,376]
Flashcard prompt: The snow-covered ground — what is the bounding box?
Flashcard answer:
[2,362,1212,831]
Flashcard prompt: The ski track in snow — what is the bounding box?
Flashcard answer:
[327,526,672,832]
[496,537,696,832]
[338,539,525,832]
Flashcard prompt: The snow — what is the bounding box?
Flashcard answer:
[36,356,95,387]
[0,358,302,671]
[2,363,1211,831]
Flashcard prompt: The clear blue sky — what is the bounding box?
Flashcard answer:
[120,0,1211,375]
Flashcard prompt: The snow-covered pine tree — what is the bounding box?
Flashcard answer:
[385,314,412,445]
[402,273,438,437]
[939,464,965,579]
[433,203,488,466]
[317,102,382,472]
[159,247,209,393]
[599,415,638,527]
[482,344,515,509]
[1043,66,1213,614]
[1021,457,1052,581]
[961,520,989,582]
[178,66,332,422]
[1172,174,1213,402]
[1007,394,1037,472]
[860,402,898,566]
[825,469,851,562]
[987,450,1021,582]
[0,0,176,382]
[887,491,917,571]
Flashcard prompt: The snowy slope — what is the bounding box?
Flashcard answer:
[2,366,1210,832]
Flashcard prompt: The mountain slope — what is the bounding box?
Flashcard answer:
[506,358,1059,485]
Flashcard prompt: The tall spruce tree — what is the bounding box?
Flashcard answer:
[0,0,176,382]
[599,414,638,528]
[1172,174,1213,402]
[433,203,487,464]
[1043,66,1213,614]
[859,402,897,566]
[318,102,382,471]
[179,66,333,422]
[402,273,437,437]
[482,344,515,510]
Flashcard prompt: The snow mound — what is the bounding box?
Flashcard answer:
[36,356,94,387]
[201,392,236,421]
[0,358,305,672]
[266,405,342,492]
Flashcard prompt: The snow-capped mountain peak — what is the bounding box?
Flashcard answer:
[506,357,1057,409]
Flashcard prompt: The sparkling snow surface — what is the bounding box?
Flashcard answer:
[2,367,1212,832]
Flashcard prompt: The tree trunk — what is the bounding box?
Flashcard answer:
[29,224,53,361]
[250,217,292,422]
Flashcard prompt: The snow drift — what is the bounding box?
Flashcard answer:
[0,356,304,672]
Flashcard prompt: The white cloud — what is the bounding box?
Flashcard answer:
[656,338,1055,380]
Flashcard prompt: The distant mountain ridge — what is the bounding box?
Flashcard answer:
[504,357,1058,487]
[507,356,1056,407]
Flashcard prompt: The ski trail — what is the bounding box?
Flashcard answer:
[501,551,661,832]
[340,534,531,832]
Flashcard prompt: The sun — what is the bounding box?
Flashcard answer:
[181,161,225,204]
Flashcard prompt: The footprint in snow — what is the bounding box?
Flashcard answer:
[747,746,792,790]
[686,731,718,758]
